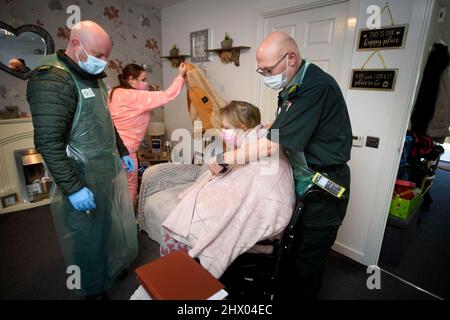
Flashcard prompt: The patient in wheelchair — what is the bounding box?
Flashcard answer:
[160,101,295,278]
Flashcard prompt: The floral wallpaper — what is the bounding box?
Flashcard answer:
[0,0,164,121]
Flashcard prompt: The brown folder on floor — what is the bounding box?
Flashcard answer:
[135,251,226,300]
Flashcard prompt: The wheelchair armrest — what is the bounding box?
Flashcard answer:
[255,239,280,246]
[301,185,345,202]
[280,187,334,253]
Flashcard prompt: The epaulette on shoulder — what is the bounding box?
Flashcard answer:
[32,65,71,81]
[36,65,52,73]
[287,84,299,97]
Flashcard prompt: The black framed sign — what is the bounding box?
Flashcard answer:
[357,24,408,51]
[350,68,398,91]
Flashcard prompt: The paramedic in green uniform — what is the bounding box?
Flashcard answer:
[209,32,352,300]
[27,21,138,299]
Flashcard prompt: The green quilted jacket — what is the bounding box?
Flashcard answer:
[26,50,129,196]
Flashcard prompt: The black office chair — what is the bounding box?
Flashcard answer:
[220,187,328,301]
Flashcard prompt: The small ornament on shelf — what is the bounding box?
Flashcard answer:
[161,44,191,68]
[169,44,179,57]
[221,32,233,49]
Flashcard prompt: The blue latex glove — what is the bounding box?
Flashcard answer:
[68,187,96,212]
[122,155,135,173]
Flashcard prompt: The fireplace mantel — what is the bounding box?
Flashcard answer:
[0,118,32,124]
[0,119,49,214]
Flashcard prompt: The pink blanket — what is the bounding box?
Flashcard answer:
[162,126,295,278]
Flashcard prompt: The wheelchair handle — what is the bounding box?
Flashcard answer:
[299,187,331,202]
[282,188,333,251]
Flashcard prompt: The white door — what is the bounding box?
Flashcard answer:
[259,1,350,123]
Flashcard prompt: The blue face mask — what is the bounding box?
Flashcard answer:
[76,41,107,75]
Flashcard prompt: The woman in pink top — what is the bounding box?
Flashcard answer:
[109,63,187,205]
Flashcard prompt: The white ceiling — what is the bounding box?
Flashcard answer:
[131,0,186,9]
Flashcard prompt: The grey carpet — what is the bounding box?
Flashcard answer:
[0,201,440,300]
[319,251,435,300]
[438,161,450,171]
[0,205,159,300]
[379,167,450,300]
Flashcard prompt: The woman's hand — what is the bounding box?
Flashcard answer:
[178,62,187,77]
[208,157,224,176]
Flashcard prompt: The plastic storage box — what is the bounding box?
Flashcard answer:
[389,192,422,219]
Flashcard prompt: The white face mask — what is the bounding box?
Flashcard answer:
[263,55,289,90]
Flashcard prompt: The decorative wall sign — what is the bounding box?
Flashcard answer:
[350,68,397,91]
[350,50,397,91]
[357,2,408,51]
[357,24,408,51]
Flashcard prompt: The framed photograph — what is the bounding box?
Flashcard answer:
[1,193,18,208]
[190,29,210,63]
[152,138,162,153]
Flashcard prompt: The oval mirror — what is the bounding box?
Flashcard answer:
[0,22,55,80]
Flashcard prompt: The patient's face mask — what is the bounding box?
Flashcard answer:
[76,41,108,75]
[263,55,289,90]
[221,128,248,147]
[221,129,238,146]
[137,81,149,91]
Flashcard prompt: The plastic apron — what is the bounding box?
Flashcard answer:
[44,55,138,296]
[276,61,316,197]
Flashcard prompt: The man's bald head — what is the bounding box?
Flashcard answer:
[9,58,25,71]
[257,32,298,62]
[66,21,112,63]
[256,32,302,84]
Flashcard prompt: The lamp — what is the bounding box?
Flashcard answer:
[147,122,165,137]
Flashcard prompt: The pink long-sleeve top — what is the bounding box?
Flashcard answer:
[109,75,184,153]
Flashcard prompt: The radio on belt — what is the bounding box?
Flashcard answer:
[312,172,346,198]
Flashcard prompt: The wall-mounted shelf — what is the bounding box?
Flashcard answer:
[161,55,191,68]
[0,118,32,124]
[205,46,251,66]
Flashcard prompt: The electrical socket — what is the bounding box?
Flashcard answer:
[352,135,364,147]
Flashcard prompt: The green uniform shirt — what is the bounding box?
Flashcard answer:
[267,61,352,167]
[267,60,353,226]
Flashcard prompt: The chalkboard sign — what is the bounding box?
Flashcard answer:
[357,25,408,51]
[350,69,398,91]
